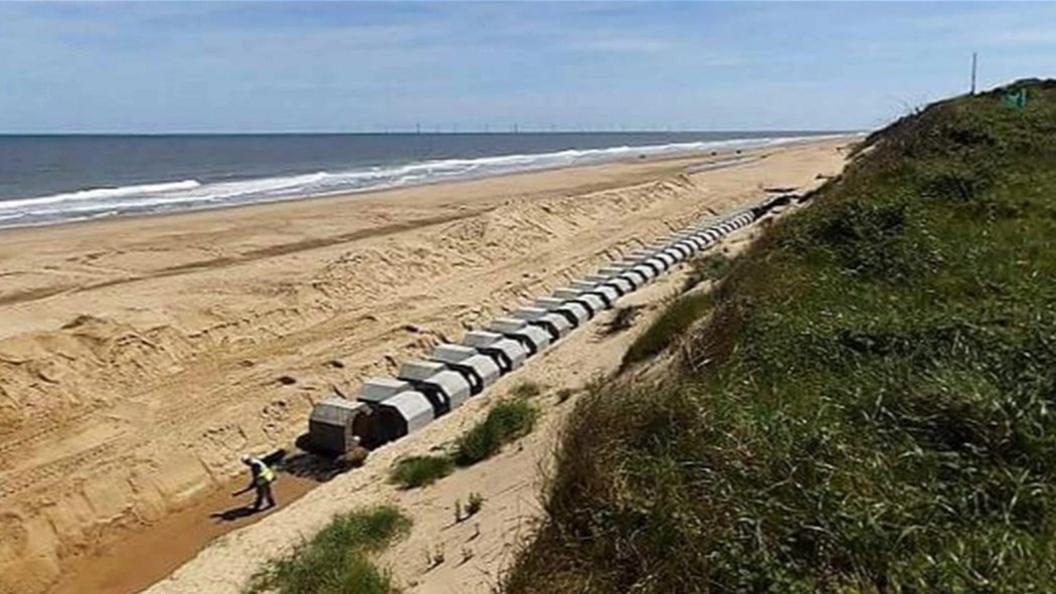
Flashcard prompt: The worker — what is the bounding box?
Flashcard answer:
[233,454,277,511]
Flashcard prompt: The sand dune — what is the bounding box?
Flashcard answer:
[0,139,847,594]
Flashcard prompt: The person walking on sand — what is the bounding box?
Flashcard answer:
[233,454,277,511]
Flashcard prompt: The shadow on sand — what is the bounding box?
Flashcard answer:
[210,505,261,523]
[278,434,367,482]
[209,436,367,522]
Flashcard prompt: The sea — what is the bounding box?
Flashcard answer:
[0,131,843,230]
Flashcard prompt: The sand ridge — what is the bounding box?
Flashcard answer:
[0,139,849,594]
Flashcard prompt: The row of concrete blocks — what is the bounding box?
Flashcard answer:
[308,201,773,455]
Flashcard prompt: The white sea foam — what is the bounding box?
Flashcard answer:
[0,134,847,229]
[0,180,202,210]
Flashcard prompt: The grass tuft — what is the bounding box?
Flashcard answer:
[510,381,543,399]
[245,506,410,594]
[622,293,711,367]
[682,253,734,291]
[389,398,541,490]
[453,399,538,466]
[389,455,454,489]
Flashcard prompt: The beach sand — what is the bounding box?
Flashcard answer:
[0,138,849,594]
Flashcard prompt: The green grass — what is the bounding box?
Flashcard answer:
[465,492,485,516]
[389,455,454,489]
[505,79,1056,593]
[453,399,538,466]
[621,292,712,367]
[245,506,410,594]
[389,399,539,490]
[682,253,735,291]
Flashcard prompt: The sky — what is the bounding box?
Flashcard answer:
[1,2,1054,134]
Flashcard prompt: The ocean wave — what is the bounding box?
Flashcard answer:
[0,134,845,229]
[0,180,202,210]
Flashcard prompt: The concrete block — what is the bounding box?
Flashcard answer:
[598,265,646,288]
[358,377,413,404]
[668,242,694,259]
[429,343,502,392]
[583,273,634,296]
[681,236,706,250]
[308,397,372,455]
[614,260,656,282]
[627,251,668,273]
[534,296,592,325]
[570,280,620,307]
[660,247,685,263]
[397,360,472,412]
[553,288,609,314]
[462,329,529,371]
[512,307,573,339]
[374,390,434,444]
[487,317,551,355]
[651,250,678,268]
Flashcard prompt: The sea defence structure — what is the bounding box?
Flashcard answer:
[307,195,796,453]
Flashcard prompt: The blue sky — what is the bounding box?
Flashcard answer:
[1,2,1054,133]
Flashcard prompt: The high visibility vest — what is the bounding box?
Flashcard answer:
[251,459,276,484]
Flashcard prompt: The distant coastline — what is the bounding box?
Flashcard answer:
[0,131,851,230]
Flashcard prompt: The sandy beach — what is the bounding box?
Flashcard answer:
[0,138,848,594]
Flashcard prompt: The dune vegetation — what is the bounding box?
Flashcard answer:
[245,506,410,594]
[388,398,539,490]
[505,80,1056,593]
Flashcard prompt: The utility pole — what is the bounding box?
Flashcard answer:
[970,51,978,95]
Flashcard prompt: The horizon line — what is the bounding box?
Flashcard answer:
[0,128,859,137]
